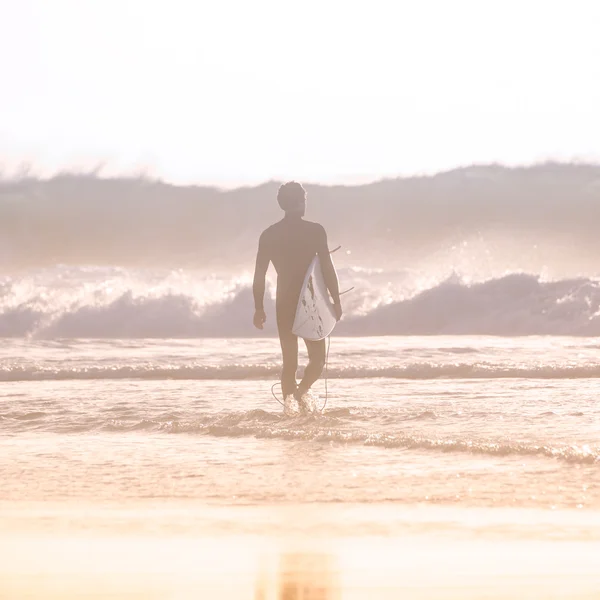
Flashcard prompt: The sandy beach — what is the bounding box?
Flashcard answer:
[2,502,600,599]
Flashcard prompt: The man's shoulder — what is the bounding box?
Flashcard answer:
[302,220,326,234]
[260,221,282,239]
[260,219,325,240]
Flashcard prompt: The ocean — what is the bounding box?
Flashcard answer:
[2,167,600,597]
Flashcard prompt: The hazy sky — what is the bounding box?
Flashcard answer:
[1,0,599,185]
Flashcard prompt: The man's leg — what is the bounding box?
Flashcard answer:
[297,338,326,396]
[278,326,299,398]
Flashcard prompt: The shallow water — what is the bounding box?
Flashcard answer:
[2,336,599,509]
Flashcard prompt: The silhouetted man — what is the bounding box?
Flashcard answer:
[253,182,342,414]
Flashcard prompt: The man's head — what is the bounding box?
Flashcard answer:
[277,181,306,216]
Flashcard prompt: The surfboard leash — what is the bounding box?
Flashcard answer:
[321,334,331,412]
[271,381,284,406]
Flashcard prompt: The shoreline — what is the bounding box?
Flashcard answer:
[3,500,600,539]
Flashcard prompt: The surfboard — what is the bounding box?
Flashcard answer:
[292,254,337,341]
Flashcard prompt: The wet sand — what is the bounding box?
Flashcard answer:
[2,503,600,599]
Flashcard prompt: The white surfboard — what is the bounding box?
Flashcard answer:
[292,255,337,341]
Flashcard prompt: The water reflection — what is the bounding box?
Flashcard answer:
[255,552,340,600]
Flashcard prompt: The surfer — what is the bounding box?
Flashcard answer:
[252,181,342,414]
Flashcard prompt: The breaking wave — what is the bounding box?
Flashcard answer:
[2,266,600,338]
[342,273,600,336]
[1,406,597,464]
[3,362,600,382]
[2,163,600,273]
[3,164,600,337]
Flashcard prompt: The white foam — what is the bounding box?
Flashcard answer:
[2,266,600,337]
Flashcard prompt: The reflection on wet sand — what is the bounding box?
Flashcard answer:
[255,552,340,600]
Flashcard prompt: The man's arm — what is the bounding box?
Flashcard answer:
[252,232,269,329]
[316,226,342,320]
